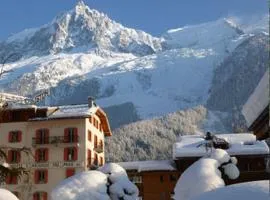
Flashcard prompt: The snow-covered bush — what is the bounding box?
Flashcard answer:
[0,188,19,200]
[51,163,138,200]
[174,149,239,200]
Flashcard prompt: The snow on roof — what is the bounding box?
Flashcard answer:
[191,181,269,200]
[242,69,269,127]
[173,133,269,158]
[47,104,98,119]
[118,160,176,172]
[29,104,98,120]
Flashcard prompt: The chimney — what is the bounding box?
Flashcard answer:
[88,96,96,108]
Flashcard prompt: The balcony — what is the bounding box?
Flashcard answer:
[94,143,103,153]
[32,136,79,146]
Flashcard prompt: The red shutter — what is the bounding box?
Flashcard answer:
[5,175,11,184]
[18,131,22,142]
[64,128,68,143]
[45,170,48,183]
[64,148,68,161]
[45,129,49,144]
[74,147,78,161]
[36,130,40,144]
[35,149,40,162]
[44,192,48,200]
[74,128,78,143]
[66,168,75,178]
[94,135,97,148]
[8,132,12,142]
[33,193,38,200]
[45,148,49,161]
[89,116,92,124]
[7,150,12,163]
[17,151,21,163]
[34,170,39,184]
[12,176,17,184]
[88,131,91,141]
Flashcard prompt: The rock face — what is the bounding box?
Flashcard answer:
[207,33,269,131]
[0,1,268,135]
[0,1,162,59]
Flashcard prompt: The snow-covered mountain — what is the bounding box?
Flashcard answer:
[0,1,268,131]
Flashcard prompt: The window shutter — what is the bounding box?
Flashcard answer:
[7,150,12,163]
[8,132,12,142]
[45,170,48,183]
[33,193,38,200]
[45,148,49,161]
[18,131,22,142]
[64,148,68,161]
[45,129,49,144]
[64,128,68,143]
[34,170,39,184]
[74,147,78,161]
[12,176,17,184]
[35,149,40,162]
[74,128,78,143]
[36,130,40,144]
[66,168,75,178]
[17,151,21,163]
[88,130,91,141]
[5,176,11,184]
[44,192,48,200]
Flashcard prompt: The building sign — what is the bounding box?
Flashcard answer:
[10,161,84,169]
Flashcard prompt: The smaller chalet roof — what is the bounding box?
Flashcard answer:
[173,133,269,159]
[118,160,176,172]
[242,69,269,127]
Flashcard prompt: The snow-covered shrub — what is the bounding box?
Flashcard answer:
[99,163,139,200]
[51,163,138,200]
[0,188,19,200]
[173,149,239,200]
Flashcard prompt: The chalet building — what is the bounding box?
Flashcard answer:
[118,160,180,200]
[0,98,112,200]
[242,70,269,140]
[173,133,269,185]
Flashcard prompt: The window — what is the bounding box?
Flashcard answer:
[160,175,164,183]
[169,174,177,182]
[88,130,92,141]
[6,175,17,184]
[36,129,49,144]
[99,156,104,166]
[8,150,20,163]
[66,168,75,178]
[64,128,78,143]
[89,116,92,124]
[99,139,103,149]
[64,147,78,161]
[130,176,142,184]
[8,131,22,143]
[33,192,47,200]
[87,149,92,166]
[94,135,98,148]
[94,153,98,166]
[35,149,49,162]
[34,170,48,184]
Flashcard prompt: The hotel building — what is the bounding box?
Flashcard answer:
[0,98,112,200]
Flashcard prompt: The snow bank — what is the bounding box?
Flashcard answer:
[51,171,110,200]
[174,149,239,200]
[51,163,138,200]
[191,181,269,200]
[99,163,139,200]
[0,189,19,200]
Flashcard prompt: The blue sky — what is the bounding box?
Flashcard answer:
[0,0,268,40]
